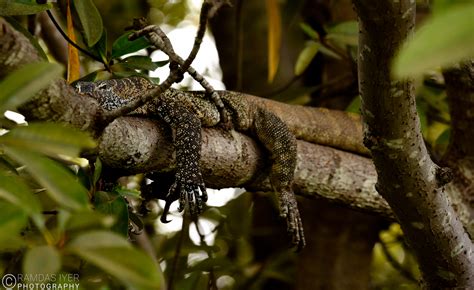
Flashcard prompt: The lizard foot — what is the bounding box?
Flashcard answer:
[159,180,208,223]
[277,190,306,251]
[174,181,208,218]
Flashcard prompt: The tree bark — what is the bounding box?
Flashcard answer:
[353,1,474,288]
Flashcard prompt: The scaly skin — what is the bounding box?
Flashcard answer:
[76,76,305,249]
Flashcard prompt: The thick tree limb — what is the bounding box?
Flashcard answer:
[353,1,474,288]
[0,18,103,133]
[0,17,42,79]
[97,116,390,218]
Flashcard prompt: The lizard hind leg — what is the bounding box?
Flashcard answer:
[253,108,306,250]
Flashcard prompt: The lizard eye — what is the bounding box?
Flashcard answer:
[97,83,108,91]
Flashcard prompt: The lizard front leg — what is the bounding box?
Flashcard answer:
[156,94,207,221]
[75,78,208,222]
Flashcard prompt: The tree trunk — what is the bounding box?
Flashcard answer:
[353,1,474,287]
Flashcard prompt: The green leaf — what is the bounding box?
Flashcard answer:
[92,29,108,64]
[436,128,451,146]
[111,32,151,59]
[67,230,130,249]
[65,211,115,231]
[71,71,99,86]
[0,173,44,227]
[345,96,361,114]
[432,0,472,13]
[23,245,61,276]
[0,62,63,113]
[3,147,90,211]
[393,5,474,78]
[299,22,318,40]
[111,71,149,79]
[93,158,102,185]
[94,191,129,236]
[0,202,28,243]
[114,187,142,199]
[319,45,342,60]
[0,155,19,174]
[67,231,164,289]
[0,123,95,158]
[0,0,52,15]
[294,41,320,76]
[73,247,163,289]
[73,0,103,46]
[148,77,161,84]
[118,56,167,71]
[325,21,358,46]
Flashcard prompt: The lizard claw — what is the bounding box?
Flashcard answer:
[160,200,173,223]
[157,179,207,223]
[174,182,207,218]
[277,190,306,251]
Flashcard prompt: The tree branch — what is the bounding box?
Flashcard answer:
[0,17,43,79]
[96,116,390,218]
[353,0,474,288]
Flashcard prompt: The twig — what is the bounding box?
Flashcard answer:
[180,0,212,74]
[102,68,178,122]
[45,10,103,63]
[107,2,230,126]
[128,2,230,127]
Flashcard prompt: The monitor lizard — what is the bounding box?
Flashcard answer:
[76,76,305,250]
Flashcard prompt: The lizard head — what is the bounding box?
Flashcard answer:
[75,77,151,111]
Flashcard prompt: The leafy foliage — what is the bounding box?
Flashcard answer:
[0,62,163,288]
[295,21,357,76]
[393,3,474,77]
[0,62,62,113]
[0,0,52,15]
[72,0,103,47]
